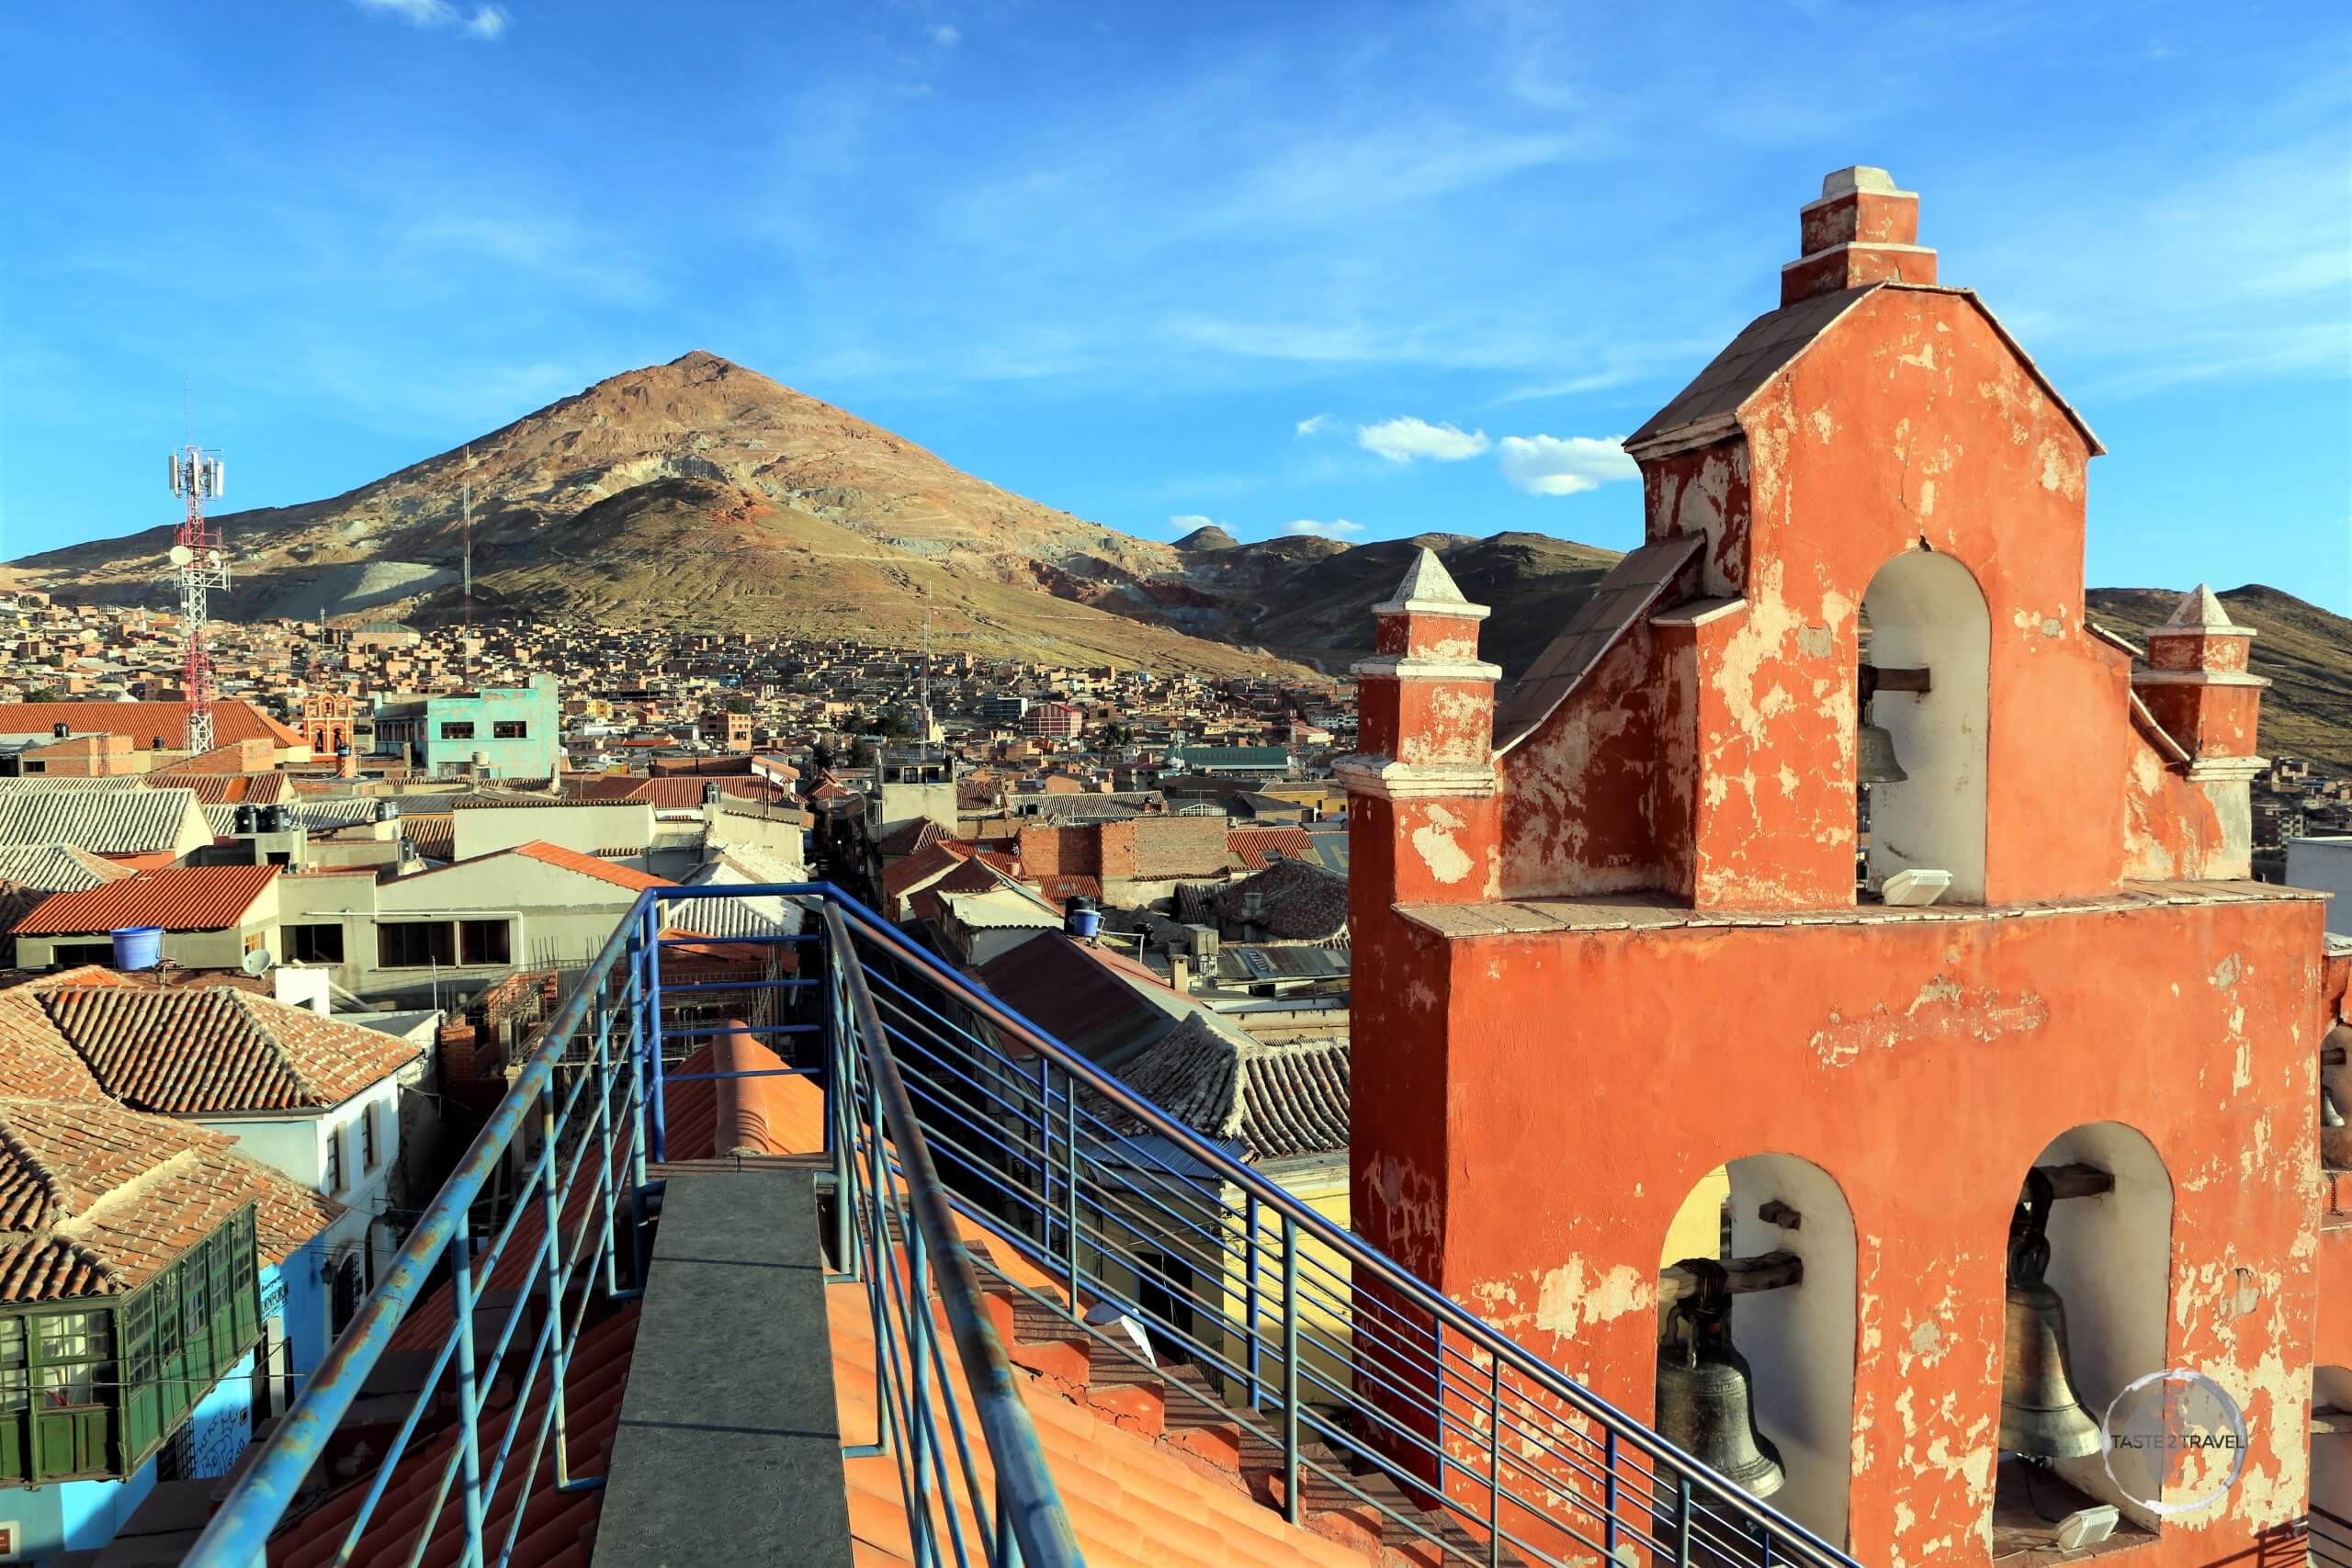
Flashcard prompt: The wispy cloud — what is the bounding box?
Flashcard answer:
[1496,434,1637,496]
[1357,417,1489,464]
[1281,518,1363,538]
[930,23,960,47]
[354,0,509,39]
[1294,412,1332,437]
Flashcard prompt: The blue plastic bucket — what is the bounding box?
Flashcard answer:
[109,927,164,970]
[1066,908,1102,941]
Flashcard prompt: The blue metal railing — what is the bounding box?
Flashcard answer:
[189,882,1861,1568]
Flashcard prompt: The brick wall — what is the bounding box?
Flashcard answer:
[1132,816,1227,879]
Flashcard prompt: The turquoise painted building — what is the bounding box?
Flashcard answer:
[372,674,560,780]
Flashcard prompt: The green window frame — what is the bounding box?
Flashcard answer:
[0,1307,118,1483]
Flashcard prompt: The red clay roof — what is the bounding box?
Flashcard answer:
[273,1305,638,1568]
[36,983,422,1112]
[0,1096,344,1302]
[0,699,302,751]
[510,840,673,893]
[1227,827,1313,871]
[0,987,106,1100]
[12,863,279,934]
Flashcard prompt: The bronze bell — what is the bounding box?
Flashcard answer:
[2325,1085,2346,1130]
[1998,1169,2105,1459]
[1857,717,1908,784]
[1656,1260,1786,1498]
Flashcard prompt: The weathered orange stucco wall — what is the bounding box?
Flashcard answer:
[1382,893,2324,1565]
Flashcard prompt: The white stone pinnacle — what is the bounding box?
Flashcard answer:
[2161,583,2242,632]
[1373,547,1489,619]
[1822,166,1899,198]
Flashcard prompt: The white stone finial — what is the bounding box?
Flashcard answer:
[1821,166,1899,199]
[2160,583,2245,632]
[1373,547,1489,621]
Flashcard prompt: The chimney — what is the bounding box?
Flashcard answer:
[1781,166,1938,306]
[1169,951,1192,995]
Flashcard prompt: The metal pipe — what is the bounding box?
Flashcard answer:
[825,905,1082,1568]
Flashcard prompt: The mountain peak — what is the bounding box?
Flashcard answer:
[1174,524,1238,551]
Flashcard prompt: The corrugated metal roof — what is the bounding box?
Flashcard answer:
[202,797,383,835]
[38,983,423,1111]
[13,863,279,934]
[0,842,138,892]
[0,784,206,854]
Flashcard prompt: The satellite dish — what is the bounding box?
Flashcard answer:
[206,549,225,569]
[168,544,195,567]
[241,947,274,977]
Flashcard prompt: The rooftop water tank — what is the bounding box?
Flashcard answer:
[109,927,163,971]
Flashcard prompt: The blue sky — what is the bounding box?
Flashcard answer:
[3,0,2346,609]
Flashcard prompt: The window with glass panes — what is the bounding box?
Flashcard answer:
[0,1308,114,1483]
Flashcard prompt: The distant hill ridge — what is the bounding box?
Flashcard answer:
[18,353,2348,766]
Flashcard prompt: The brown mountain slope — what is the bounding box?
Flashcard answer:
[15,353,1283,674]
[2086,585,2352,775]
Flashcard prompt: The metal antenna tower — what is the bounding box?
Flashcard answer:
[461,446,475,675]
[165,444,230,755]
[920,592,933,739]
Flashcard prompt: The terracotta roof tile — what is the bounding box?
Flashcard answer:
[1177,858,1348,942]
[0,700,302,751]
[0,986,107,1100]
[1227,827,1313,872]
[37,983,422,1112]
[0,1097,342,1302]
[509,841,673,893]
[13,863,279,935]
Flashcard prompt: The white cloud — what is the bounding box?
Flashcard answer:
[355,0,509,38]
[1496,434,1639,496]
[1357,416,1490,464]
[1167,513,1217,531]
[1281,519,1363,538]
[1294,412,1332,437]
[930,23,960,46]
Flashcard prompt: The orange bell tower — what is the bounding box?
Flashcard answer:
[1342,167,2328,1565]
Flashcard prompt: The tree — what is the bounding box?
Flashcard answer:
[19,685,56,705]
[809,738,837,776]
[849,737,877,771]
[724,694,754,715]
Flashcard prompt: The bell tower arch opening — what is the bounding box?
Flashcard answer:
[1993,1123,2172,1548]
[1858,549,1990,905]
[1657,1154,1857,1545]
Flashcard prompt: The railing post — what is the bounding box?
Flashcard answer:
[1602,1426,1619,1560]
[1060,1072,1080,1300]
[1281,1213,1300,1525]
[1487,1354,1503,1568]
[1244,1191,1262,1411]
[1036,1061,1055,1265]
[537,1079,574,1486]
[1675,1472,1694,1568]
[908,1196,933,1566]
[826,909,854,1280]
[448,1224,488,1568]
[641,898,668,1165]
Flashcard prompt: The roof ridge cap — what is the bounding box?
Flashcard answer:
[226,989,329,1103]
[54,1144,201,1237]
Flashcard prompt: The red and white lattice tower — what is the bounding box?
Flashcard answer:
[165,446,230,755]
